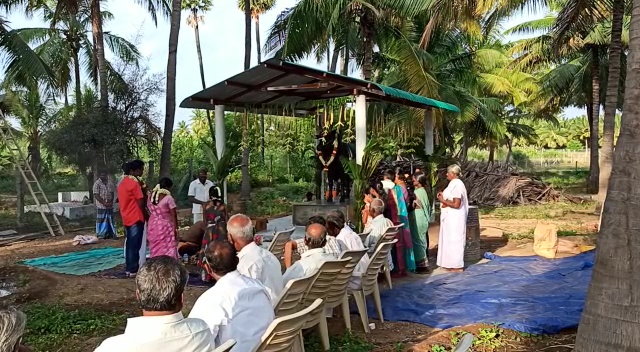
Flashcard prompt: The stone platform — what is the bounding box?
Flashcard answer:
[24,202,95,220]
[291,200,354,226]
[58,191,90,203]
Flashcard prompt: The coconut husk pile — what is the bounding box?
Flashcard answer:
[437,161,561,206]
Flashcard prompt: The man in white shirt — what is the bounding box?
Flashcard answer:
[326,211,370,288]
[188,169,214,224]
[283,216,341,268]
[363,198,395,271]
[190,241,274,351]
[95,256,212,352]
[282,223,336,283]
[227,213,284,302]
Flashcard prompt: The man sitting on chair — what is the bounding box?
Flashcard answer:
[282,223,336,284]
[283,216,342,268]
[95,256,212,351]
[189,241,274,351]
[362,198,395,271]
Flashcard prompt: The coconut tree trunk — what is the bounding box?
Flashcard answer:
[192,8,215,143]
[28,133,41,177]
[342,42,349,75]
[239,0,252,202]
[255,15,262,63]
[587,46,601,194]
[255,14,265,163]
[329,47,340,73]
[72,48,82,107]
[574,1,640,349]
[159,0,183,177]
[360,9,373,81]
[598,0,624,207]
[90,0,108,108]
[488,142,495,162]
[505,138,513,164]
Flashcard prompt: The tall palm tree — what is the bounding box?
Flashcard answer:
[182,0,215,141]
[159,0,185,177]
[15,4,140,108]
[239,0,252,202]
[598,0,626,207]
[238,0,276,163]
[574,0,640,349]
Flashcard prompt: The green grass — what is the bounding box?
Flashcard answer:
[504,229,594,241]
[304,331,374,352]
[531,169,589,193]
[22,303,127,352]
[480,201,594,220]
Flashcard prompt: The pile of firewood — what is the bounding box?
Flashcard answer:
[436,161,561,206]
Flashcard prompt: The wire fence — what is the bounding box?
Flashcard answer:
[468,148,590,171]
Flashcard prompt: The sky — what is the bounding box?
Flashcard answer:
[5,1,583,127]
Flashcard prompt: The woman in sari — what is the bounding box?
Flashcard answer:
[147,177,178,258]
[381,169,416,276]
[410,172,431,273]
[437,164,469,272]
[198,186,228,282]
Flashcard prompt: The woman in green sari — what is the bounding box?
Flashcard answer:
[409,172,431,273]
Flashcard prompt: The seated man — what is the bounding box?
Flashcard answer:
[227,214,284,302]
[0,307,30,352]
[177,221,206,257]
[326,211,370,288]
[96,256,212,352]
[189,241,274,351]
[282,223,336,283]
[363,198,395,271]
[283,216,342,268]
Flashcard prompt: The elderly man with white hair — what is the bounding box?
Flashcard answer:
[363,198,395,271]
[0,307,29,352]
[282,223,336,283]
[436,164,469,272]
[226,214,284,302]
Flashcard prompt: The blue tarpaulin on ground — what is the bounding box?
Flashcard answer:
[22,247,124,275]
[371,251,594,334]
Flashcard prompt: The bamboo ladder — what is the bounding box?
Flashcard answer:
[0,110,64,237]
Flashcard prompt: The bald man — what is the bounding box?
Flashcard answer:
[189,241,274,351]
[282,223,336,284]
[227,214,283,302]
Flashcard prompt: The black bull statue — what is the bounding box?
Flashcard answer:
[314,130,355,202]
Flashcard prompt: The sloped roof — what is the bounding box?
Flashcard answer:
[180,58,460,113]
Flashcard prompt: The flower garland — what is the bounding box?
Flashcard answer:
[317,139,339,171]
[151,184,171,205]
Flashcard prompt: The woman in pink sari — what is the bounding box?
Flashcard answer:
[147,177,178,258]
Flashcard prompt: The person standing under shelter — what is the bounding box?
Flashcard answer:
[437,164,469,272]
[409,172,431,273]
[190,241,274,351]
[188,169,214,224]
[95,256,212,352]
[94,170,116,239]
[227,214,284,302]
[118,160,147,277]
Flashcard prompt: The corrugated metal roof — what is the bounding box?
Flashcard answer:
[180,58,460,113]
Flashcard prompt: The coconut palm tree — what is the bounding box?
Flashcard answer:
[14,4,140,108]
[182,0,215,140]
[159,0,185,177]
[238,0,276,164]
[574,0,640,349]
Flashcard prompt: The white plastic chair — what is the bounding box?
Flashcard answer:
[273,271,320,318]
[213,339,236,352]
[268,228,295,263]
[337,249,368,330]
[253,298,324,352]
[298,258,350,351]
[377,224,402,289]
[348,240,397,333]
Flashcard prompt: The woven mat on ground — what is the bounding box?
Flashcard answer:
[22,247,125,275]
[94,266,214,287]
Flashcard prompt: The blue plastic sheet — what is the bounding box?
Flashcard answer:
[22,247,124,275]
[370,251,594,334]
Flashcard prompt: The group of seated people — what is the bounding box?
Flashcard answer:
[0,200,396,352]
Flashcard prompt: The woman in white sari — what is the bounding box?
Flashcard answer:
[436,164,469,272]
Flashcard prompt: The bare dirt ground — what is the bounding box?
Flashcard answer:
[0,206,599,352]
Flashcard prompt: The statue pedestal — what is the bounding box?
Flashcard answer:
[292,200,354,226]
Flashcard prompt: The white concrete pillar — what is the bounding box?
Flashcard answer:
[355,95,367,165]
[424,108,434,155]
[215,105,226,159]
[214,105,228,202]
